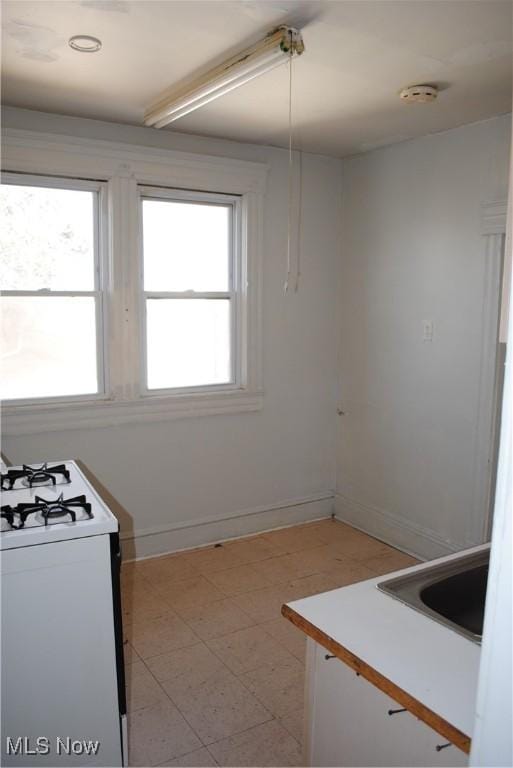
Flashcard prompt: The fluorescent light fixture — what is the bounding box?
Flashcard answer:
[144,26,305,129]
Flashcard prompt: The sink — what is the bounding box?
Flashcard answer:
[377,549,489,643]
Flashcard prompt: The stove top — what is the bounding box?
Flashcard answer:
[0,460,118,550]
[1,462,71,491]
[1,492,93,531]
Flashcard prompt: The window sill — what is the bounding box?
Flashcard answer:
[1,389,263,435]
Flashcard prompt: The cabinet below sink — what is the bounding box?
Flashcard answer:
[306,640,468,767]
[283,545,484,766]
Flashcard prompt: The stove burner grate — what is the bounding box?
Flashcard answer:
[1,494,93,530]
[1,463,71,491]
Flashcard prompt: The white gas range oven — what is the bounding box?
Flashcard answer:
[1,460,127,767]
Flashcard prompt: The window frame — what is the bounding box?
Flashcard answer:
[138,185,243,396]
[1,128,266,434]
[0,171,109,406]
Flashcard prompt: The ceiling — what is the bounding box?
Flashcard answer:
[2,0,512,157]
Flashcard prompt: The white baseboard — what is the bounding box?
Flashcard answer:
[121,492,335,561]
[334,492,465,561]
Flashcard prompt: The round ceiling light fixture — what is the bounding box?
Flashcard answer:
[399,84,438,103]
[69,35,102,53]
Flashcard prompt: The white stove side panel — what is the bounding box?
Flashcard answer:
[1,535,123,767]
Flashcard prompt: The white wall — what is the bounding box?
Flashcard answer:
[470,142,512,768]
[470,294,512,766]
[1,107,341,558]
[335,115,512,559]
[3,109,510,562]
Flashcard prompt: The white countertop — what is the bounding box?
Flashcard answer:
[286,545,486,738]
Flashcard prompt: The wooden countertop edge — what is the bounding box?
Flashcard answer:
[281,602,471,755]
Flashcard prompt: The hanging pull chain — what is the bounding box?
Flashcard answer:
[294,148,302,293]
[284,36,294,293]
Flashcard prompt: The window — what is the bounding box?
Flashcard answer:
[0,175,105,403]
[140,187,240,393]
[1,131,265,432]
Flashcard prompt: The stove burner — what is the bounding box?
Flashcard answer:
[0,506,31,530]
[38,493,92,524]
[1,494,93,529]
[1,463,71,491]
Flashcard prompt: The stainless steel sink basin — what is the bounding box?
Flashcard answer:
[377,549,489,643]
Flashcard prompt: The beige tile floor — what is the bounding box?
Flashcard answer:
[122,519,419,767]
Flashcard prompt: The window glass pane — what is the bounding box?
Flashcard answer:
[1,297,98,399]
[0,183,96,290]
[142,199,230,292]
[146,299,231,389]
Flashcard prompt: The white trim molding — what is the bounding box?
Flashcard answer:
[334,492,462,561]
[1,128,268,434]
[469,201,508,544]
[470,183,513,766]
[121,492,335,560]
[1,390,264,435]
[481,200,507,235]
[1,128,269,194]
